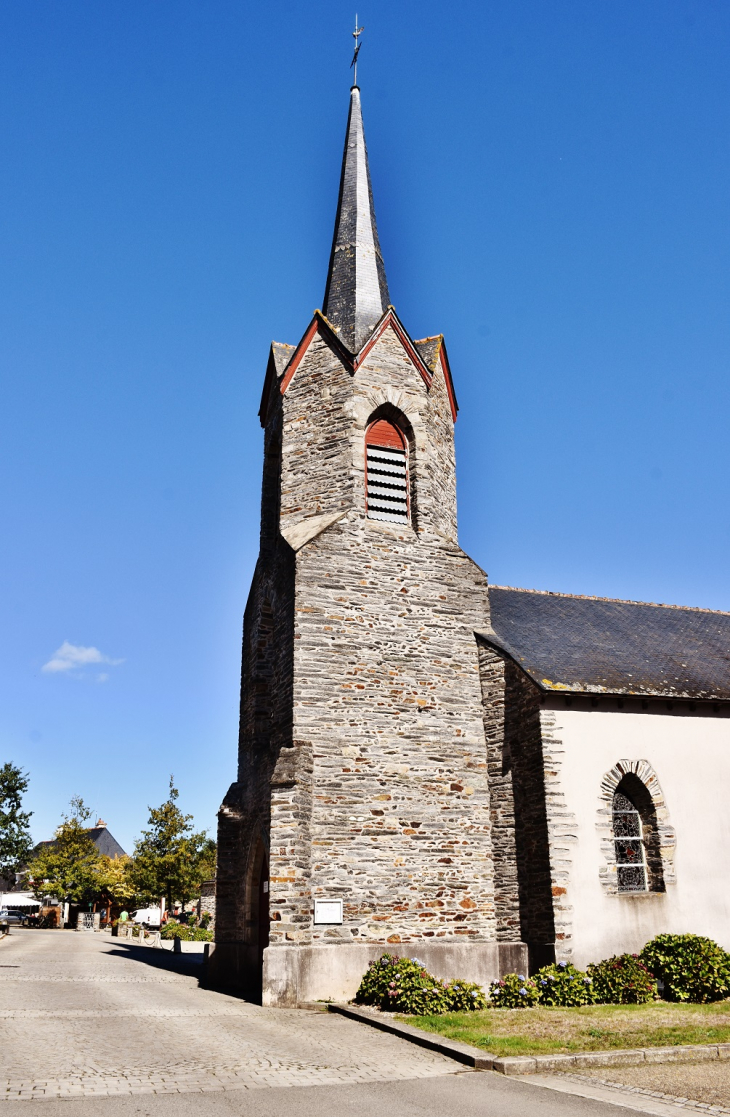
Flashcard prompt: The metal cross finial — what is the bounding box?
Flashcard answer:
[351,15,364,86]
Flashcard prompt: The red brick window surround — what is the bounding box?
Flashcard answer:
[365,419,409,525]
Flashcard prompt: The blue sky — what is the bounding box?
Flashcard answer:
[1,1,728,854]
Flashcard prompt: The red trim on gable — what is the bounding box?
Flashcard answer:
[353,310,433,392]
[278,318,318,396]
[258,305,458,427]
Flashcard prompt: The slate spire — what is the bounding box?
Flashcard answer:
[322,86,390,352]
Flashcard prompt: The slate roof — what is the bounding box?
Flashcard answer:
[86,827,127,859]
[482,586,730,701]
[322,86,390,353]
[35,826,128,860]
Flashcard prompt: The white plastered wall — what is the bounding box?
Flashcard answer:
[546,702,730,968]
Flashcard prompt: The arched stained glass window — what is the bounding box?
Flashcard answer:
[613,790,648,892]
[366,419,409,524]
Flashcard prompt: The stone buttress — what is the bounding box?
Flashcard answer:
[210,85,527,1004]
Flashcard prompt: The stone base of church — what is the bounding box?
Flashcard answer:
[261,941,528,1007]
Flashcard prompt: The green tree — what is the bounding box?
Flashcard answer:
[0,763,33,878]
[128,777,215,911]
[25,796,104,903]
[97,854,137,906]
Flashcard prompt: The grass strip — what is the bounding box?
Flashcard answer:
[396,1002,730,1058]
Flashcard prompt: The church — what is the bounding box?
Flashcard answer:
[209,83,730,1007]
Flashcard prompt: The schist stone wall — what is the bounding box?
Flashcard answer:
[477,645,563,972]
[210,322,528,1004]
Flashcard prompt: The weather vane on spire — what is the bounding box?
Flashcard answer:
[351,15,364,86]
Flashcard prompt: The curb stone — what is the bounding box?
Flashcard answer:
[327,1004,495,1069]
[328,1006,730,1077]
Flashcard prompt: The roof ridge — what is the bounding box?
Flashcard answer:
[489,585,730,618]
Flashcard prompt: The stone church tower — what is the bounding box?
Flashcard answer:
[210,85,527,1005]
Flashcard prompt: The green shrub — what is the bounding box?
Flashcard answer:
[444,980,489,1011]
[160,918,213,942]
[588,954,658,1004]
[488,973,540,1007]
[356,954,450,1014]
[534,961,596,1006]
[640,934,730,1004]
[160,920,187,939]
[355,954,488,1015]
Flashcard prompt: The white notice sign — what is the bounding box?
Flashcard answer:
[314,899,343,925]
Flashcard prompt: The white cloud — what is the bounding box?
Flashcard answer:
[42,641,124,676]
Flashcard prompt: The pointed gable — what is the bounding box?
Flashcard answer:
[259,313,459,427]
[414,335,458,422]
[258,342,296,425]
[413,336,442,373]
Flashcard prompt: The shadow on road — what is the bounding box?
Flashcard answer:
[103,940,208,978]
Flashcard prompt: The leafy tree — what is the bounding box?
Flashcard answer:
[197,838,217,883]
[97,854,137,906]
[25,796,103,903]
[0,763,33,877]
[128,777,216,911]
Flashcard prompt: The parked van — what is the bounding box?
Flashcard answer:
[131,907,161,927]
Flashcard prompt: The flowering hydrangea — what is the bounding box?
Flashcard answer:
[488,973,540,1007]
[587,953,658,1004]
[355,954,487,1015]
[533,962,596,1007]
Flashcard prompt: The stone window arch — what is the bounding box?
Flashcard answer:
[365,418,409,524]
[597,760,676,895]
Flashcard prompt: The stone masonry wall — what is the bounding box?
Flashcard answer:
[478,646,521,941]
[279,333,355,536]
[507,662,556,963]
[215,530,296,957]
[276,518,496,947]
[539,707,577,960]
[477,643,559,971]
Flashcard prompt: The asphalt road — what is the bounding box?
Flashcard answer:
[0,1074,652,1117]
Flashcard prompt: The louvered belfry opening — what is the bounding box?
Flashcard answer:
[366,419,409,524]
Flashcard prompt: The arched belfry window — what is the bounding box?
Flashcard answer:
[366,419,409,524]
[613,789,648,892]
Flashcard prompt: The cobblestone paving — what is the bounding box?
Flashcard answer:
[0,930,458,1100]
